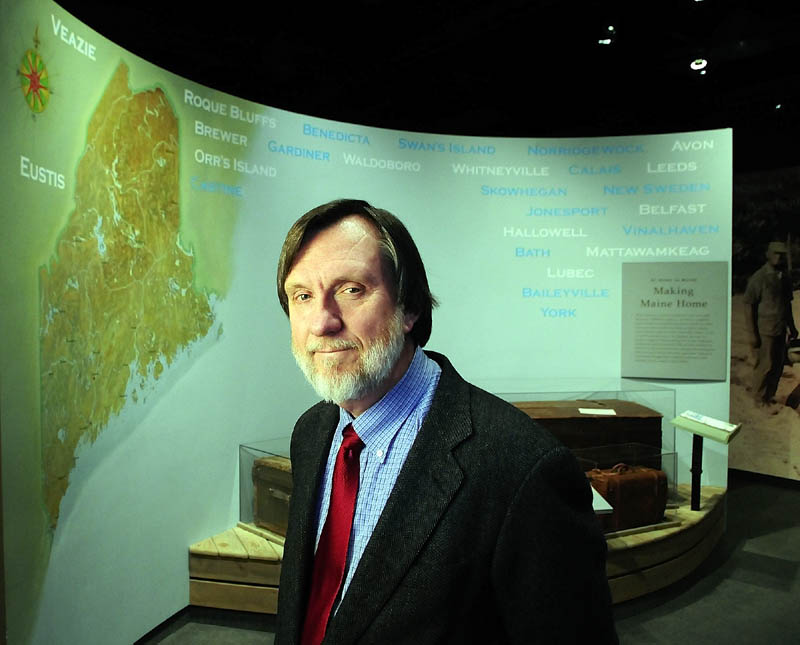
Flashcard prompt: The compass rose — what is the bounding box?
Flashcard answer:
[20,27,50,113]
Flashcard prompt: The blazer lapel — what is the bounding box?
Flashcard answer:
[324,353,472,643]
[281,402,339,642]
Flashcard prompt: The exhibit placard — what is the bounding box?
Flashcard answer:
[621,262,729,379]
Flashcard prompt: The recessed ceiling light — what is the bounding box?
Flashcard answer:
[690,58,708,71]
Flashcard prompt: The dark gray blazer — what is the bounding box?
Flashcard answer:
[276,352,617,644]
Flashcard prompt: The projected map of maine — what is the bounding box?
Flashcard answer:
[39,63,215,528]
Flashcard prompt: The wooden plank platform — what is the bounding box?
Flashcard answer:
[189,485,726,611]
[189,524,283,614]
[607,484,726,604]
[189,579,278,614]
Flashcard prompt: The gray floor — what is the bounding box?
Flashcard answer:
[137,469,800,643]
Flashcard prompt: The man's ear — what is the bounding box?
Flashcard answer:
[403,310,419,334]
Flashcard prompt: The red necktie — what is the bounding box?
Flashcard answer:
[301,424,364,645]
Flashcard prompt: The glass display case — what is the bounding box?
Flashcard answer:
[239,381,679,532]
[239,437,292,534]
[492,379,678,504]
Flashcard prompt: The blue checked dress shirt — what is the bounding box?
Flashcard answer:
[312,346,441,608]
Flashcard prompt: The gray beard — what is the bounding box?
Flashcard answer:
[292,308,407,405]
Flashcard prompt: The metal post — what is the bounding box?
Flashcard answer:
[690,433,703,511]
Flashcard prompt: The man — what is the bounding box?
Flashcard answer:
[275,199,617,644]
[744,241,798,406]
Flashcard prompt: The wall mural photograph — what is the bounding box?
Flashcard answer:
[729,166,800,480]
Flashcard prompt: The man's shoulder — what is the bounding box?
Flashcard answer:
[744,264,769,299]
[748,265,763,280]
[288,400,338,467]
[424,352,583,511]
[295,399,338,430]
[469,382,562,452]
[425,350,563,455]
[291,400,338,448]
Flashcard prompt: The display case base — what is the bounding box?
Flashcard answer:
[189,523,282,614]
[607,484,726,604]
[187,486,725,612]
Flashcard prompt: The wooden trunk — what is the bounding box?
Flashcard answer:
[513,399,662,451]
[252,455,292,536]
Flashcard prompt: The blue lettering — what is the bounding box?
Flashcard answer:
[398,138,445,152]
[604,185,638,195]
[540,307,577,317]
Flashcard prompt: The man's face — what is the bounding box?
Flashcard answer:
[767,249,787,268]
[284,216,415,407]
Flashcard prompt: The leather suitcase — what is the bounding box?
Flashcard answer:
[252,455,293,535]
[513,399,662,451]
[586,463,667,532]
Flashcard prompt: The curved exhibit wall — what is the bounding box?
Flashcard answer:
[1,1,731,643]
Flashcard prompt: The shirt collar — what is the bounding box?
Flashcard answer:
[337,346,437,461]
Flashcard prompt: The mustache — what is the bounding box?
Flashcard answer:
[306,339,360,352]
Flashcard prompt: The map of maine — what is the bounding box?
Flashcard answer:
[39,63,215,529]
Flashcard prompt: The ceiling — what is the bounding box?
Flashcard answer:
[56,1,800,171]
